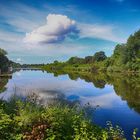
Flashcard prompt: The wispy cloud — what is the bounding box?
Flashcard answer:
[0,29,23,42]
[0,3,46,32]
[80,93,118,108]
[78,23,125,43]
[16,58,23,63]
[23,42,87,58]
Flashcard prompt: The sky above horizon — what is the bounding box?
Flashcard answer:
[0,0,140,64]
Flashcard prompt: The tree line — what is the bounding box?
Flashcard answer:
[44,29,140,72]
[0,48,20,73]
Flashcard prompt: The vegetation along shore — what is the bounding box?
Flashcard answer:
[40,30,140,74]
[0,94,140,140]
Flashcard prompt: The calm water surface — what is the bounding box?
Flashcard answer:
[0,70,140,139]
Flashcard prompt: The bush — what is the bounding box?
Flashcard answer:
[0,95,136,140]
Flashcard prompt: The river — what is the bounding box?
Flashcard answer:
[0,70,140,139]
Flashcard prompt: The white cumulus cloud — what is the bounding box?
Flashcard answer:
[24,14,78,44]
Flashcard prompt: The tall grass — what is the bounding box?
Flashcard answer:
[0,93,138,140]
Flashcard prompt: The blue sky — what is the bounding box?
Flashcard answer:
[0,0,140,64]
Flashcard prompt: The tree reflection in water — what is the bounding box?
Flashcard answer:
[0,77,10,93]
[47,69,140,114]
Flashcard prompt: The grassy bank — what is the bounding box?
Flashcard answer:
[0,94,132,140]
[40,58,138,76]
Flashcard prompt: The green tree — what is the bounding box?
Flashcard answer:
[93,51,107,62]
[67,57,84,64]
[107,30,140,71]
[85,56,93,63]
[0,48,7,56]
[0,48,9,73]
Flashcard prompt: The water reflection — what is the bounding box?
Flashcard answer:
[48,70,140,114]
[0,70,140,138]
[110,74,140,114]
[1,70,140,114]
[0,77,10,93]
[47,70,140,138]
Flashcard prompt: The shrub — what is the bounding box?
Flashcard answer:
[0,95,136,140]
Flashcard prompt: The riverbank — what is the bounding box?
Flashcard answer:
[0,94,136,140]
[0,74,12,78]
[41,62,140,75]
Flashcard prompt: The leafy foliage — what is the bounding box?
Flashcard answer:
[107,30,140,71]
[93,51,107,62]
[0,50,9,73]
[0,95,128,140]
[0,48,21,73]
[0,48,7,56]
